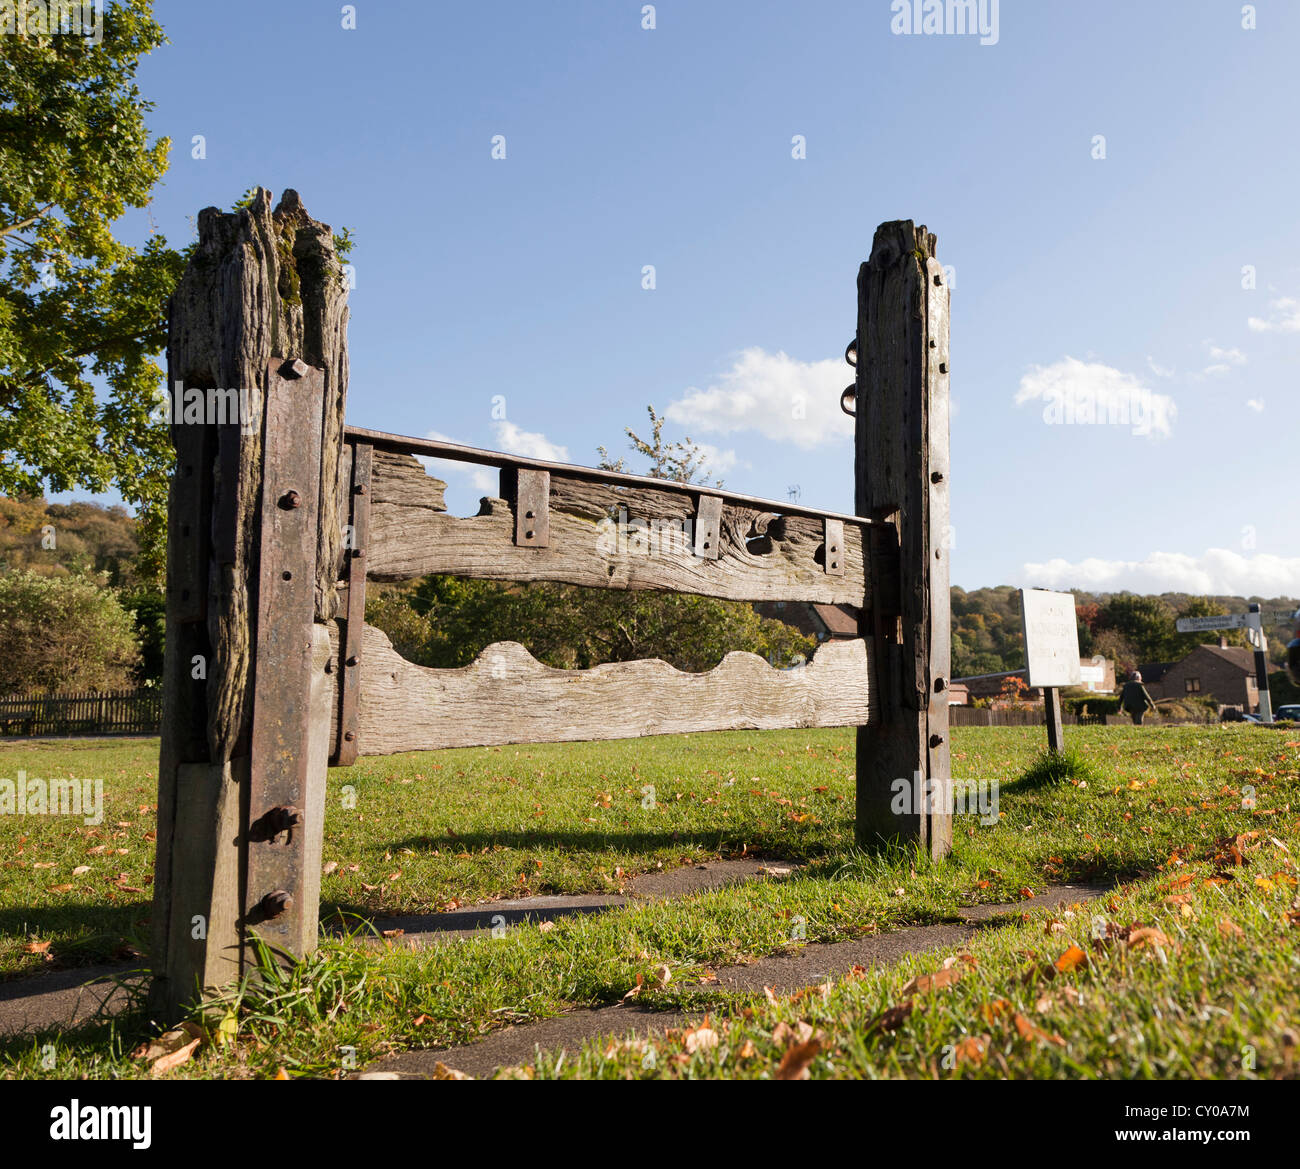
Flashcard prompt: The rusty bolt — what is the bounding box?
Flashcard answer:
[260,890,293,918]
[344,730,356,742]
[931,471,944,484]
[929,733,945,748]
[281,358,309,379]
[345,655,358,667]
[279,490,302,509]
[354,483,367,495]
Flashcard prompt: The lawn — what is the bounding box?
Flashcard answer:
[1,724,1297,1079]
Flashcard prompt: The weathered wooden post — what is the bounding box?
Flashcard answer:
[854,221,952,859]
[151,189,349,1020]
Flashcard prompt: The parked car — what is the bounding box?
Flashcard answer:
[1274,704,1300,722]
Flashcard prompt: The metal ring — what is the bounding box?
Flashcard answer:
[840,385,856,417]
[844,338,858,367]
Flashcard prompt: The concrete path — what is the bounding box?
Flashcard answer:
[0,858,791,1039]
[354,883,1110,1080]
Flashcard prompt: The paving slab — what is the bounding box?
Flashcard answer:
[355,883,1111,1079]
[0,963,148,1038]
[353,858,795,946]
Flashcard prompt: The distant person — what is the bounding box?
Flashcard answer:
[1289,608,1300,685]
[1118,670,1159,725]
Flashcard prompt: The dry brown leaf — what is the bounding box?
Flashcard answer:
[151,1038,200,1075]
[431,1062,472,1080]
[1053,944,1087,974]
[774,1038,821,1080]
[980,998,1012,1024]
[1217,918,1244,939]
[1127,927,1172,951]
[1013,1013,1066,1047]
[23,940,51,954]
[953,1035,989,1066]
[684,1020,720,1054]
[866,1002,913,1036]
[900,966,962,996]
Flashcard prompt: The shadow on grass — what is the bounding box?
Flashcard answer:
[385,827,840,860]
[0,902,151,980]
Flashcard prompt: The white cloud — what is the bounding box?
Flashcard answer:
[692,441,739,479]
[1247,296,1300,333]
[1015,357,1176,439]
[494,420,569,463]
[1207,344,1247,365]
[1019,549,1300,595]
[1247,398,1265,413]
[418,430,498,493]
[665,347,852,450]
[417,421,569,496]
[1200,342,1247,378]
[1145,356,1175,378]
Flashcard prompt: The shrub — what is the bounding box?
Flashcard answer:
[0,570,140,693]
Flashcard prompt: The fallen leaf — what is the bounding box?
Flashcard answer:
[1127,927,1171,951]
[900,966,962,995]
[1053,944,1087,974]
[774,1038,821,1080]
[1014,1013,1065,1047]
[1217,918,1244,938]
[952,1035,989,1066]
[865,1002,914,1036]
[684,1020,720,1054]
[431,1062,471,1080]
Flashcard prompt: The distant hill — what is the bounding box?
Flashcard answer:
[0,495,142,590]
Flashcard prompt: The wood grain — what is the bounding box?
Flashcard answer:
[365,454,871,606]
[346,626,876,754]
[854,220,952,859]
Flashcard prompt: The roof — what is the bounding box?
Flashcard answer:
[1194,644,1256,673]
[810,603,858,637]
[1135,662,1174,685]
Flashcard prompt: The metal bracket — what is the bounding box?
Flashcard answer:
[244,358,325,950]
[511,468,550,548]
[334,441,372,766]
[694,495,723,559]
[823,518,844,575]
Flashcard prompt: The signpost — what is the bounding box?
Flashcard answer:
[1175,604,1276,722]
[1021,588,1082,753]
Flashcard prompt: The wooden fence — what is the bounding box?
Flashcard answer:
[149,190,952,1019]
[0,689,162,737]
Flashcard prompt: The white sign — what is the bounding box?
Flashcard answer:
[1175,614,1247,632]
[1021,589,1082,688]
[1078,665,1104,683]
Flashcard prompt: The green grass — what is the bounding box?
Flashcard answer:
[1,724,1297,1078]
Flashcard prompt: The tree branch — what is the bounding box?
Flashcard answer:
[0,204,57,240]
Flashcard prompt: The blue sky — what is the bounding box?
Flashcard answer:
[94,0,1300,593]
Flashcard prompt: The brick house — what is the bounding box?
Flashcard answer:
[753,602,858,643]
[1143,642,1258,712]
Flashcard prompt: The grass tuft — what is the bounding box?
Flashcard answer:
[1012,746,1100,789]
